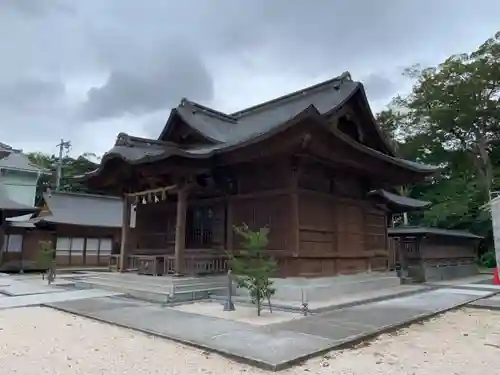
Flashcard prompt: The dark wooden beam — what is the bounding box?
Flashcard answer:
[119,195,132,272]
[174,183,189,275]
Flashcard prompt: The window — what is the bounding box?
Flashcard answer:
[187,206,214,248]
[2,234,23,253]
[86,238,99,254]
[56,237,71,254]
[70,237,85,255]
[99,238,112,255]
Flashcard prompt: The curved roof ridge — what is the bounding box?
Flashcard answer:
[180,99,237,123]
[115,133,173,148]
[231,71,352,118]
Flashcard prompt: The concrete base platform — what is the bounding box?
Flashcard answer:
[46,282,499,371]
[266,271,402,302]
[212,284,430,313]
[74,273,229,303]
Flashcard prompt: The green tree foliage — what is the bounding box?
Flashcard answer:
[230,224,277,316]
[36,240,55,270]
[377,31,500,252]
[27,152,100,203]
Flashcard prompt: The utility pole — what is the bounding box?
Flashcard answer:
[55,138,71,192]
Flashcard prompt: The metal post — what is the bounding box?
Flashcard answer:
[55,139,71,192]
[301,288,309,316]
[223,269,235,311]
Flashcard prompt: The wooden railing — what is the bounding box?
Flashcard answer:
[109,251,228,276]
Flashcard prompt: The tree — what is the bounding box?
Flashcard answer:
[395,31,500,200]
[230,224,276,316]
[36,240,56,283]
[27,152,100,203]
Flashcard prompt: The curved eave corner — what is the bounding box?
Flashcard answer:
[395,158,441,175]
[368,189,431,213]
[354,83,398,157]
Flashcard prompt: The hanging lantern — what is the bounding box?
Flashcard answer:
[154,194,159,203]
[141,196,147,204]
[161,189,167,201]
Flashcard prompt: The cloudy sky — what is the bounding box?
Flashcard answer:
[1,0,499,157]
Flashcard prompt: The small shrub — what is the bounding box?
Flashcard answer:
[479,250,496,268]
[36,240,55,270]
[230,224,277,316]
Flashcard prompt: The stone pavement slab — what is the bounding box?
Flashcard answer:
[0,278,63,296]
[45,286,498,371]
[0,289,124,310]
[468,294,500,310]
[47,297,334,370]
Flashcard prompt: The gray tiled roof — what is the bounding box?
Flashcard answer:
[0,142,45,173]
[0,183,39,218]
[38,191,122,228]
[368,189,431,212]
[86,72,439,179]
[388,226,482,240]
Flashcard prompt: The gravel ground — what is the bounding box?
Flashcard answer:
[1,306,500,374]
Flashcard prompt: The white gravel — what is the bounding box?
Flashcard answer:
[1,306,500,374]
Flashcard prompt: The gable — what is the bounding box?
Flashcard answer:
[162,112,218,147]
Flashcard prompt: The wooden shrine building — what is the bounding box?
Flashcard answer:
[388,227,481,282]
[4,191,122,271]
[84,72,438,277]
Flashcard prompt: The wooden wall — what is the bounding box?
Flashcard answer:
[293,191,388,277]
[130,157,391,277]
[419,236,478,266]
[54,224,119,267]
[3,224,118,270]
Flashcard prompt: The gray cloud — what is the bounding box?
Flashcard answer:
[0,0,499,156]
[0,78,65,113]
[362,74,397,102]
[0,0,73,17]
[81,43,213,120]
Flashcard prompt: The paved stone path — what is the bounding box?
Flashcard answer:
[468,290,500,310]
[0,289,124,310]
[0,275,123,309]
[47,283,498,370]
[0,279,66,296]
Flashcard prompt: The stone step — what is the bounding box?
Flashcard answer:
[83,274,228,292]
[75,278,229,303]
[75,280,172,303]
[85,273,227,287]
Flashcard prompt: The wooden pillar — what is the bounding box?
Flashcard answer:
[226,197,234,252]
[119,195,131,272]
[174,186,188,275]
[290,161,300,257]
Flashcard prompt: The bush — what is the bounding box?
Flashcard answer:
[479,250,496,268]
[230,224,277,316]
[36,240,55,270]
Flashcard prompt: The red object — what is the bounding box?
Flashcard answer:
[493,268,500,285]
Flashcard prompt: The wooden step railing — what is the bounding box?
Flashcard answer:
[109,251,228,276]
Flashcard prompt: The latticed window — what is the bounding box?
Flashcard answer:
[187,206,214,248]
